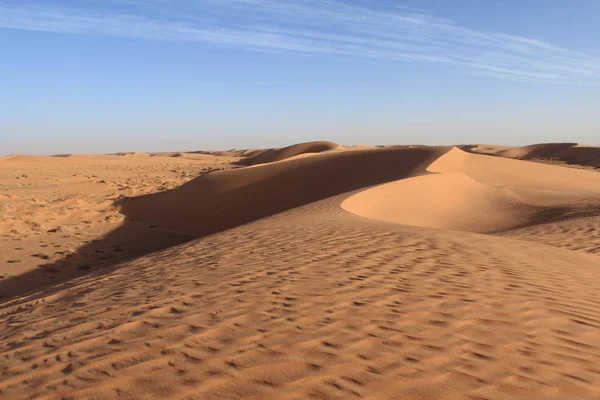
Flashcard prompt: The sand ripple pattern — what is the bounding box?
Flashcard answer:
[2,193,600,399]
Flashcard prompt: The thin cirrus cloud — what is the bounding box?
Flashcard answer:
[1,0,599,84]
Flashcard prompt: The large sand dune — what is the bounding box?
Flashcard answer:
[2,143,600,399]
[116,146,447,237]
[342,147,600,233]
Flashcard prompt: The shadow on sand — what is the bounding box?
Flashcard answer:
[3,145,600,305]
[0,221,192,304]
[1,146,449,303]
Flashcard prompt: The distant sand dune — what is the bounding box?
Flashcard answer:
[430,147,600,192]
[208,149,265,158]
[114,151,148,157]
[237,141,341,166]
[497,142,578,159]
[464,142,600,168]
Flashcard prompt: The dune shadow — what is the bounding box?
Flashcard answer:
[0,221,192,305]
[0,146,448,304]
[490,203,600,235]
[114,146,450,237]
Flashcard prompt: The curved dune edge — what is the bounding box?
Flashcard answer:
[342,147,600,234]
[116,146,449,237]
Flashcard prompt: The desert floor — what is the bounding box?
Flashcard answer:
[1,142,600,399]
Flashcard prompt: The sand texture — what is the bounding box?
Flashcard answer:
[2,144,600,399]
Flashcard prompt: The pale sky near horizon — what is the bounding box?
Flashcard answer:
[1,0,599,155]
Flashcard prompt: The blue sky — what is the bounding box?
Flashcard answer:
[1,0,599,154]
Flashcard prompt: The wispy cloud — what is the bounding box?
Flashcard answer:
[1,0,599,83]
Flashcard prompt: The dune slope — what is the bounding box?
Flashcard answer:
[342,172,546,233]
[116,146,448,237]
[342,147,600,233]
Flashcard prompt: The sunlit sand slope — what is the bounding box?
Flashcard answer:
[342,147,600,233]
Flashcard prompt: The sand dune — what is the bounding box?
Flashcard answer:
[209,149,266,158]
[2,143,600,399]
[430,147,600,192]
[237,141,341,166]
[114,152,149,157]
[342,147,600,233]
[116,146,447,237]
[343,172,545,233]
[465,142,600,169]
[496,143,578,159]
